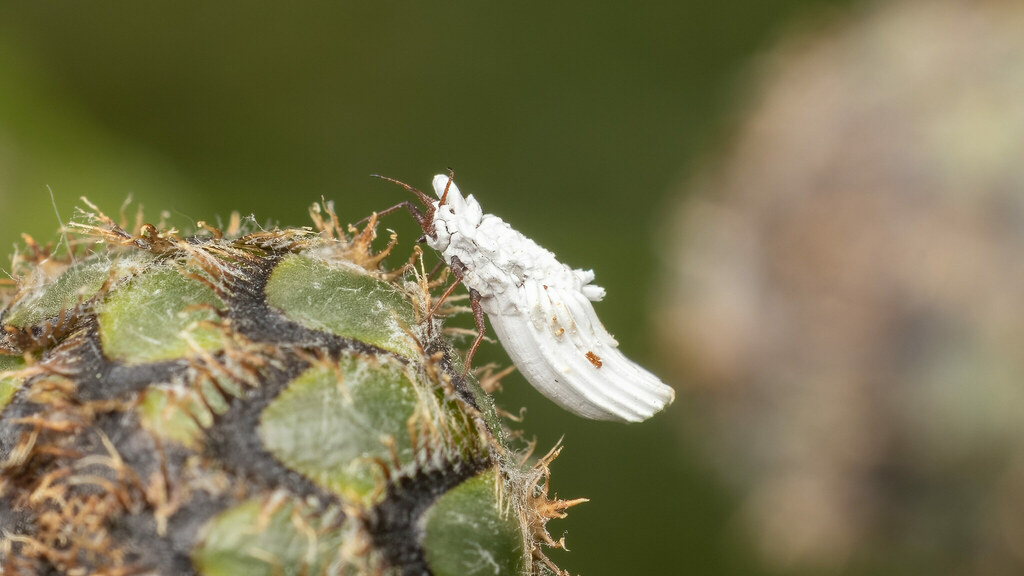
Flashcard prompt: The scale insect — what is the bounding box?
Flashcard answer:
[373,172,675,422]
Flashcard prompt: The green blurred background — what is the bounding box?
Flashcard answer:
[0,2,867,575]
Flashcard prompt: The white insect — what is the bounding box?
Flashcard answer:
[376,173,675,422]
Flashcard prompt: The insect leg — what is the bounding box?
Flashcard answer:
[429,272,464,318]
[438,256,488,375]
[429,255,470,316]
[422,256,465,343]
[427,259,446,281]
[463,287,486,376]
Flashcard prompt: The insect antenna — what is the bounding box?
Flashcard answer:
[438,167,456,207]
[368,174,436,234]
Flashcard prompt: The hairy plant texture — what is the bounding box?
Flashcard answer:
[0,200,580,576]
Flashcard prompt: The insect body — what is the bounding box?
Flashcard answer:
[381,174,675,422]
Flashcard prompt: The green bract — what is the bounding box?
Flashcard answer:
[0,355,23,410]
[3,253,144,329]
[0,202,578,576]
[99,267,226,364]
[421,471,524,576]
[191,499,347,576]
[265,254,420,359]
[259,357,422,500]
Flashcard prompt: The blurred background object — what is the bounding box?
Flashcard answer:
[659,0,1024,574]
